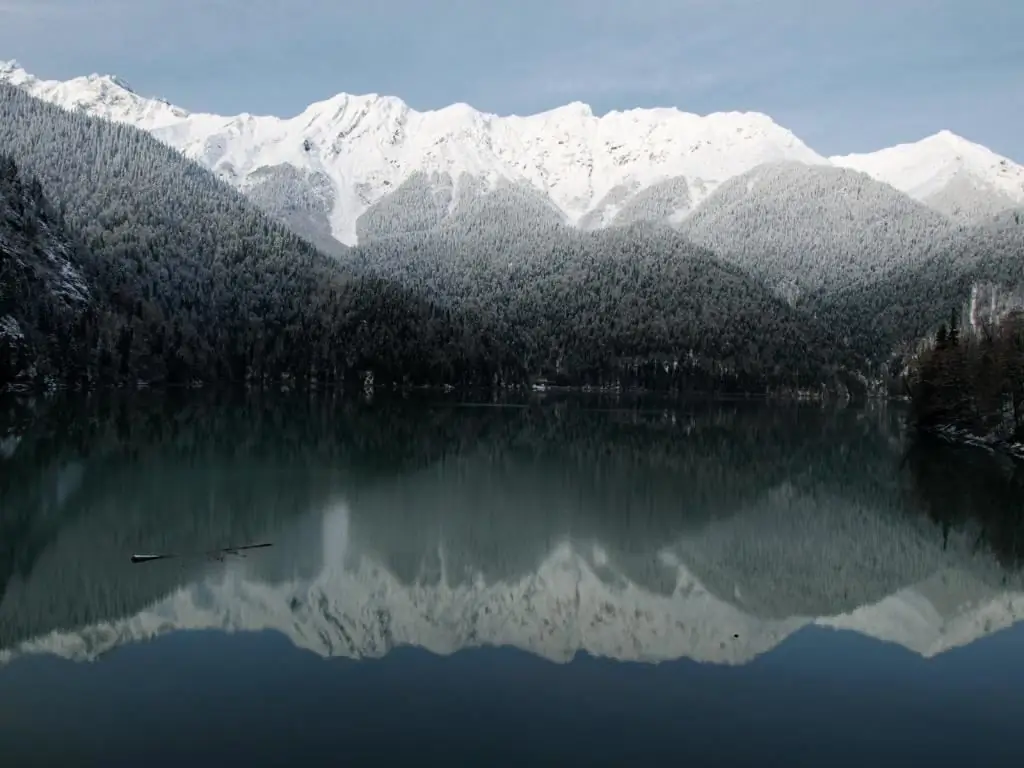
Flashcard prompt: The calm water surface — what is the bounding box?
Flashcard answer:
[1,393,1023,767]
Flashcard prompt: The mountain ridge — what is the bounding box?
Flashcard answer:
[10,59,1020,248]
[832,130,1024,221]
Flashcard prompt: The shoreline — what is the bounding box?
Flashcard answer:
[924,423,1024,462]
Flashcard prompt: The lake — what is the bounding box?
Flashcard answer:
[1,392,1023,767]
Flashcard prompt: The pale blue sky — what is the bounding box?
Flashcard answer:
[1,0,1021,158]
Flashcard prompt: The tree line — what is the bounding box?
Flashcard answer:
[909,305,1024,443]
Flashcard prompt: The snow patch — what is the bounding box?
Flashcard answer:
[0,314,24,341]
[832,132,1024,221]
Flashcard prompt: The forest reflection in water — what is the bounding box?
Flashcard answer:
[1,391,1022,665]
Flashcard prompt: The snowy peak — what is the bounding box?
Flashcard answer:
[4,60,1021,243]
[831,132,1024,221]
[0,61,825,245]
[0,61,190,126]
[832,130,1024,197]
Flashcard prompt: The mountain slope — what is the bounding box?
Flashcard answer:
[678,162,955,297]
[0,155,90,389]
[349,222,860,389]
[805,209,1024,362]
[0,83,866,392]
[0,83,518,389]
[0,60,826,245]
[832,131,1024,222]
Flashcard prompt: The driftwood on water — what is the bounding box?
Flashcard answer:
[130,542,273,564]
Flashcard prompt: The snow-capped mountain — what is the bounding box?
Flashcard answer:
[0,60,826,245]
[1,59,1021,246]
[831,131,1024,222]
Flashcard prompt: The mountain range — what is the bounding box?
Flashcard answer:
[3,60,1022,249]
[2,59,1024,395]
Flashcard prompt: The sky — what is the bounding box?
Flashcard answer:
[0,0,1021,159]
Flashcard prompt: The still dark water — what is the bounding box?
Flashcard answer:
[1,393,1023,767]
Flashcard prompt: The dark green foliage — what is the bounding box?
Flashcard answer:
[904,437,1024,569]
[0,155,90,389]
[909,310,1024,440]
[801,209,1024,374]
[348,222,861,392]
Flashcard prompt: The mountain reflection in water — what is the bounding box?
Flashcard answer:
[4,393,1024,765]
[2,392,1022,668]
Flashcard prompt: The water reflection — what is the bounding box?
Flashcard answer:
[1,393,1022,667]
[905,436,1024,569]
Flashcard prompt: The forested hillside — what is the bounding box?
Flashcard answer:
[679,162,954,299]
[0,85,874,395]
[0,155,89,387]
[349,222,864,392]
[237,163,347,258]
[355,174,568,243]
[5,81,1021,398]
[805,210,1024,366]
[909,305,1024,447]
[0,84,517,392]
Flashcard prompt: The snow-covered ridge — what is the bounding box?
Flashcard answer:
[831,131,1024,221]
[3,60,823,245]
[2,60,1021,244]
[3,499,1022,668]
